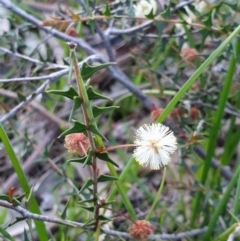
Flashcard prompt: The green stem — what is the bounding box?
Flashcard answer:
[0,124,48,241]
[71,45,99,229]
[69,43,136,221]
[146,167,167,221]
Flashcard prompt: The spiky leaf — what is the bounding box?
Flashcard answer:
[47,87,78,99]
[88,124,108,141]
[92,106,119,118]
[99,215,112,221]
[78,205,94,212]
[97,152,119,167]
[79,179,93,194]
[103,3,111,16]
[87,86,112,101]
[98,175,118,182]
[59,121,87,138]
[68,157,89,164]
[145,9,154,19]
[81,62,115,80]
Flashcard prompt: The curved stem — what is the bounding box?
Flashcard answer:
[146,167,167,221]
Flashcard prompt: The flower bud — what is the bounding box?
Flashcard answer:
[128,220,154,240]
[181,48,200,64]
[150,105,163,121]
[64,133,90,156]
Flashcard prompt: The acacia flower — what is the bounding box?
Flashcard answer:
[133,123,177,170]
[64,133,90,156]
[128,220,154,240]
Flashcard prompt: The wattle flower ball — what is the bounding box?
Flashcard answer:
[133,123,177,170]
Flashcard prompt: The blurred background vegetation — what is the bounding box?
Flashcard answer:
[1,0,240,240]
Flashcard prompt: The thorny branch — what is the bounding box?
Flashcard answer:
[0,0,153,111]
[0,200,207,240]
[0,55,99,123]
[0,46,67,70]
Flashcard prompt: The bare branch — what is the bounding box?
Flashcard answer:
[0,0,153,111]
[0,200,207,240]
[0,46,67,69]
[0,55,98,123]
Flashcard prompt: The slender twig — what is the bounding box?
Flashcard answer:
[0,200,207,239]
[95,21,115,62]
[70,43,99,230]
[0,55,98,123]
[0,0,153,111]
[146,167,167,220]
[189,100,240,118]
[0,200,85,228]
[0,46,67,69]
[41,15,222,33]
[0,55,101,83]
[0,88,70,127]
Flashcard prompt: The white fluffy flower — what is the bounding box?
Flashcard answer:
[133,123,177,170]
[134,0,157,18]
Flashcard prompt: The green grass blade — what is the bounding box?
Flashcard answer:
[231,160,240,225]
[0,124,49,241]
[203,161,240,239]
[0,226,15,241]
[190,38,240,227]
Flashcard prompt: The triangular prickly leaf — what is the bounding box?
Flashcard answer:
[73,96,82,109]
[59,121,87,138]
[12,193,25,206]
[81,62,115,80]
[154,21,164,37]
[47,87,79,99]
[97,174,118,182]
[87,86,112,101]
[79,179,93,195]
[92,106,119,118]
[68,157,90,165]
[83,150,94,168]
[82,219,95,227]
[60,198,71,219]
[15,193,25,203]
[88,124,108,141]
[69,96,82,121]
[24,229,30,241]
[161,3,170,19]
[9,217,26,227]
[78,198,94,204]
[99,215,112,221]
[12,198,21,206]
[17,92,26,102]
[97,152,119,167]
[86,19,95,34]
[68,8,81,21]
[101,200,116,206]
[0,194,11,202]
[103,3,111,16]
[78,205,94,212]
[145,8,154,19]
